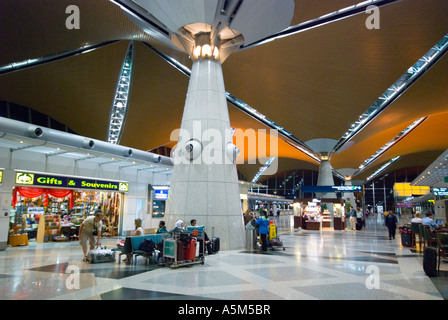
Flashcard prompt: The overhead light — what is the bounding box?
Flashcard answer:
[193,44,219,60]
[366,156,400,181]
[192,32,220,61]
[354,117,427,175]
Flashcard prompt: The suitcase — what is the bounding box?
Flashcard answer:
[401,233,412,247]
[356,222,362,230]
[88,246,116,263]
[176,240,186,261]
[212,237,220,253]
[185,238,197,261]
[423,247,438,277]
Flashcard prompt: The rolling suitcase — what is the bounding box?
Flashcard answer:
[185,238,197,261]
[212,237,220,253]
[88,246,116,263]
[423,247,438,277]
[176,240,186,261]
[356,222,362,230]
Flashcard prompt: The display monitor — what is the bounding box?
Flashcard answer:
[154,189,168,200]
[436,219,444,226]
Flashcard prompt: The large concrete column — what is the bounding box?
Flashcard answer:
[317,159,336,199]
[165,58,244,250]
[123,0,296,250]
[306,139,338,199]
[338,168,357,209]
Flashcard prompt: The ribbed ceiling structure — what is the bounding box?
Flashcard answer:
[0,0,447,185]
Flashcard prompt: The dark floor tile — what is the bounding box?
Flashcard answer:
[100,287,215,300]
[26,262,158,279]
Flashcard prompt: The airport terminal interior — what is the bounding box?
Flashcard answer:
[1,215,448,301]
[0,0,448,303]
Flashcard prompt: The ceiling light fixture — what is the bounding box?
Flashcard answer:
[354,117,427,175]
[334,33,448,153]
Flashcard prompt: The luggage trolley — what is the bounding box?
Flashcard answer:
[162,228,205,269]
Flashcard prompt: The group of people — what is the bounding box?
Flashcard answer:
[347,206,365,232]
[78,208,219,262]
[412,211,442,232]
[385,210,442,241]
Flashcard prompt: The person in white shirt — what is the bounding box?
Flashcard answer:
[79,211,103,262]
[122,218,144,263]
[410,212,423,224]
[133,218,144,236]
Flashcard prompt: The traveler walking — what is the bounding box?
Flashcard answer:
[385,210,398,240]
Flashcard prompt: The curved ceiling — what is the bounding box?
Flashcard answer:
[0,0,447,185]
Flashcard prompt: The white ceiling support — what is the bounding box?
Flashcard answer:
[334,33,448,154]
[107,41,135,145]
[0,116,173,168]
[227,0,294,46]
[241,0,401,49]
[0,41,118,75]
[353,117,427,176]
[365,156,400,182]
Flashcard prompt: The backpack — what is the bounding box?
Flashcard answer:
[139,238,155,253]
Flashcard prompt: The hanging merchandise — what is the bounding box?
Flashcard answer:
[12,187,74,210]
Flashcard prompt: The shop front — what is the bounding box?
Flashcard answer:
[11,170,129,243]
[293,197,347,231]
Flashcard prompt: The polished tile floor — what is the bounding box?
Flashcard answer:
[1,214,447,301]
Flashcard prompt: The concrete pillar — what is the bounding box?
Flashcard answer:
[0,169,14,250]
[165,58,244,250]
[317,159,336,199]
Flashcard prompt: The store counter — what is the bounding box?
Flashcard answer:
[305,221,321,230]
[333,217,346,230]
[9,234,29,247]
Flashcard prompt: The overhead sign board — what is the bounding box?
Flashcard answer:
[301,185,362,193]
[434,187,448,196]
[396,202,414,208]
[153,186,169,200]
[15,171,129,192]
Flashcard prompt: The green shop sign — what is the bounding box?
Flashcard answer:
[15,171,129,192]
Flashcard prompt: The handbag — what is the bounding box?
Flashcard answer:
[92,220,99,236]
[117,239,125,248]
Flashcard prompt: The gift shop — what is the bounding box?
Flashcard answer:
[11,170,129,243]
